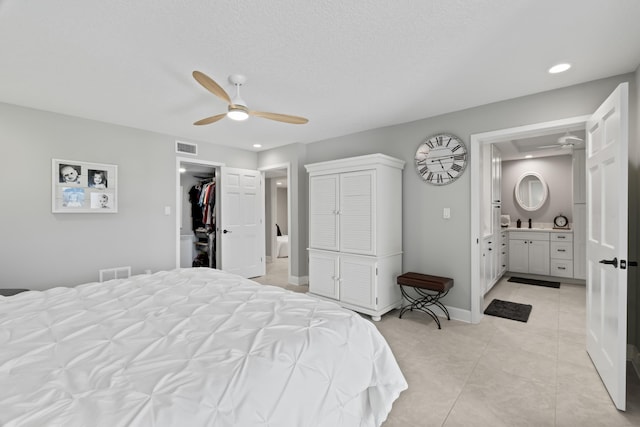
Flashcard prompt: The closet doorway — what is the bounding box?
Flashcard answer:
[175,157,266,278]
[176,158,223,271]
[259,163,291,287]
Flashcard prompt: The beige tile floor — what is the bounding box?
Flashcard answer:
[254,266,640,426]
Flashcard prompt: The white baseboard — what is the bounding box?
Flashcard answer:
[445,306,472,323]
[289,275,309,286]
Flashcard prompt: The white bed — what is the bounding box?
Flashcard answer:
[276,234,289,258]
[0,268,406,427]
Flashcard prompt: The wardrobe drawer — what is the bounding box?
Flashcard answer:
[550,242,573,260]
[550,259,573,278]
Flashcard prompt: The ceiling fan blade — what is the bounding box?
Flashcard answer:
[250,110,309,124]
[194,113,227,126]
[193,71,231,104]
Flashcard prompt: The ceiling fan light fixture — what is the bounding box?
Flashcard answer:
[227,105,249,121]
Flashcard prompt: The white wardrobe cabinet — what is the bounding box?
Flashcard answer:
[306,154,405,321]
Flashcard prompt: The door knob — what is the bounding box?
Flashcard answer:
[223,229,232,234]
[599,257,618,268]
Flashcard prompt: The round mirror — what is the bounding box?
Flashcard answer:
[515,172,547,211]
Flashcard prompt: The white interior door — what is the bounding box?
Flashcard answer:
[585,82,628,411]
[220,167,265,278]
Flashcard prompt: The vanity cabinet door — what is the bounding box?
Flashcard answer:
[528,240,550,275]
[509,239,529,273]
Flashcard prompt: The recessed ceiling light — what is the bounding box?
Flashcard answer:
[253,144,262,148]
[548,63,571,74]
[525,155,533,159]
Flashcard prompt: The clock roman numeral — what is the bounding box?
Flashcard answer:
[451,144,462,153]
[436,136,443,146]
[419,166,429,175]
[426,140,435,149]
[453,154,466,161]
[436,174,443,184]
[451,163,462,172]
[445,137,452,147]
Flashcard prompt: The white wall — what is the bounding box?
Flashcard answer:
[0,102,256,290]
[277,187,288,235]
[501,155,573,226]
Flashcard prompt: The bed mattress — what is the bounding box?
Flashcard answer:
[0,268,406,426]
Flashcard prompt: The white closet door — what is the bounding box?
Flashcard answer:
[309,174,339,251]
[339,170,375,255]
[220,167,265,278]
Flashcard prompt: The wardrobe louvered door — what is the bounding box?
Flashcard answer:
[339,170,375,255]
[309,174,339,251]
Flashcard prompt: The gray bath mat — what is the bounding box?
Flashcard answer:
[484,299,532,322]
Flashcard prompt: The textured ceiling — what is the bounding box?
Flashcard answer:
[1,0,639,152]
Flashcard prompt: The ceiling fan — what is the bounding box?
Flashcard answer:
[536,131,584,150]
[192,71,309,125]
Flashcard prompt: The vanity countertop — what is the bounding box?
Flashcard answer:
[502,227,572,233]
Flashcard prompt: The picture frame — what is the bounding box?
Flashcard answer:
[52,159,118,213]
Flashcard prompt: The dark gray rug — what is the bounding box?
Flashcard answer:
[484,299,532,322]
[508,276,560,288]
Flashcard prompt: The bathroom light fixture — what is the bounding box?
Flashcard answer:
[548,63,571,74]
[525,155,533,159]
[253,143,262,148]
[277,181,282,186]
[179,167,186,173]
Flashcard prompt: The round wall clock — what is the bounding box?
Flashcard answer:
[415,133,468,185]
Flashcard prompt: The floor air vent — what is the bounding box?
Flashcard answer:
[99,266,132,282]
[176,140,198,155]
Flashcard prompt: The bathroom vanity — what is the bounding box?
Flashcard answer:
[507,229,574,278]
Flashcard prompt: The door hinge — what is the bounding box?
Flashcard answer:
[375,268,378,275]
[376,297,378,305]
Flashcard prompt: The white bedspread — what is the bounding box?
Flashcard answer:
[0,268,406,427]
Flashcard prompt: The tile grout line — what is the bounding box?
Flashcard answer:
[440,322,500,426]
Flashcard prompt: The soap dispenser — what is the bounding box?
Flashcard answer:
[516,219,521,228]
[528,218,532,229]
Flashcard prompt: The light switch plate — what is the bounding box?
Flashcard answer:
[443,207,451,219]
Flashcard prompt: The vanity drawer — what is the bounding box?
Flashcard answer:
[550,242,573,260]
[550,232,573,242]
[550,259,573,278]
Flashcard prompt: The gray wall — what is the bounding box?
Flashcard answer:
[277,187,288,235]
[0,103,256,290]
[260,73,636,312]
[501,155,573,226]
